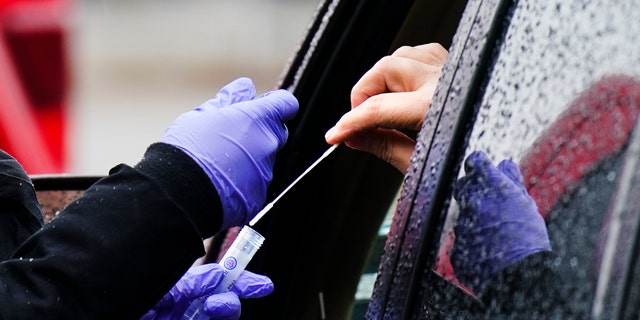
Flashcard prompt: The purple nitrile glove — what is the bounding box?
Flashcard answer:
[450,151,551,295]
[161,78,299,230]
[141,263,274,320]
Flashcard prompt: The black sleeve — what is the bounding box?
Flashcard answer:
[0,143,224,319]
[0,150,44,260]
[478,251,583,318]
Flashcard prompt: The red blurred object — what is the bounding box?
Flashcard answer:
[0,0,71,174]
[520,74,640,218]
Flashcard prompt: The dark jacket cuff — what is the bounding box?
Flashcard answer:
[133,143,223,238]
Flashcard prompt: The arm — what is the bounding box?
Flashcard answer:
[0,78,298,319]
[0,149,43,260]
[0,143,218,319]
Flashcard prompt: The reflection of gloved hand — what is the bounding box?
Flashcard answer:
[161,78,299,230]
[451,151,551,294]
[142,263,274,320]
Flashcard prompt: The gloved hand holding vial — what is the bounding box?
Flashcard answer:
[151,76,339,319]
[142,226,269,320]
[182,226,266,320]
[178,143,339,319]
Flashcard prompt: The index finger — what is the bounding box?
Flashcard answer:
[351,44,448,107]
[325,90,428,145]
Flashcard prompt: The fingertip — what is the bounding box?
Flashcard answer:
[233,77,257,99]
[463,151,490,173]
[232,271,275,298]
[210,77,257,108]
[469,150,490,162]
[324,127,338,144]
[248,280,274,297]
[204,292,241,319]
[257,89,299,121]
[324,113,355,145]
[497,159,525,186]
[230,77,257,96]
[226,77,252,86]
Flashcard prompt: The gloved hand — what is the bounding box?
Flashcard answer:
[161,78,299,230]
[450,151,551,295]
[141,263,274,320]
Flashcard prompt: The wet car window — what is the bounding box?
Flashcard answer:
[36,190,84,223]
[430,0,640,318]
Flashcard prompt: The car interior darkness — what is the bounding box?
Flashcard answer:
[32,0,640,319]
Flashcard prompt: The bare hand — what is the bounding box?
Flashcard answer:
[324,43,447,173]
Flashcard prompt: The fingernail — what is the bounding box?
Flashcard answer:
[325,127,336,141]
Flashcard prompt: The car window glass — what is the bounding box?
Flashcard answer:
[432,0,640,318]
[37,190,85,223]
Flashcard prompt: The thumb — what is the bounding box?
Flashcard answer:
[230,271,274,298]
[204,292,242,320]
[250,89,299,122]
[202,77,257,109]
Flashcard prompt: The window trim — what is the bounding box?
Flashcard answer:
[366,0,515,318]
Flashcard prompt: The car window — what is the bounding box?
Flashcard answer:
[368,0,640,318]
[244,0,467,319]
[428,0,640,318]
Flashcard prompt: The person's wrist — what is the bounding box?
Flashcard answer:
[134,143,223,237]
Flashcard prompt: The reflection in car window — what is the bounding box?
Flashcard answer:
[432,0,640,318]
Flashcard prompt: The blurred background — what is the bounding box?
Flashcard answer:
[0,0,318,175]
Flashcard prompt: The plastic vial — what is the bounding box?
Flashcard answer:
[182,225,265,320]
